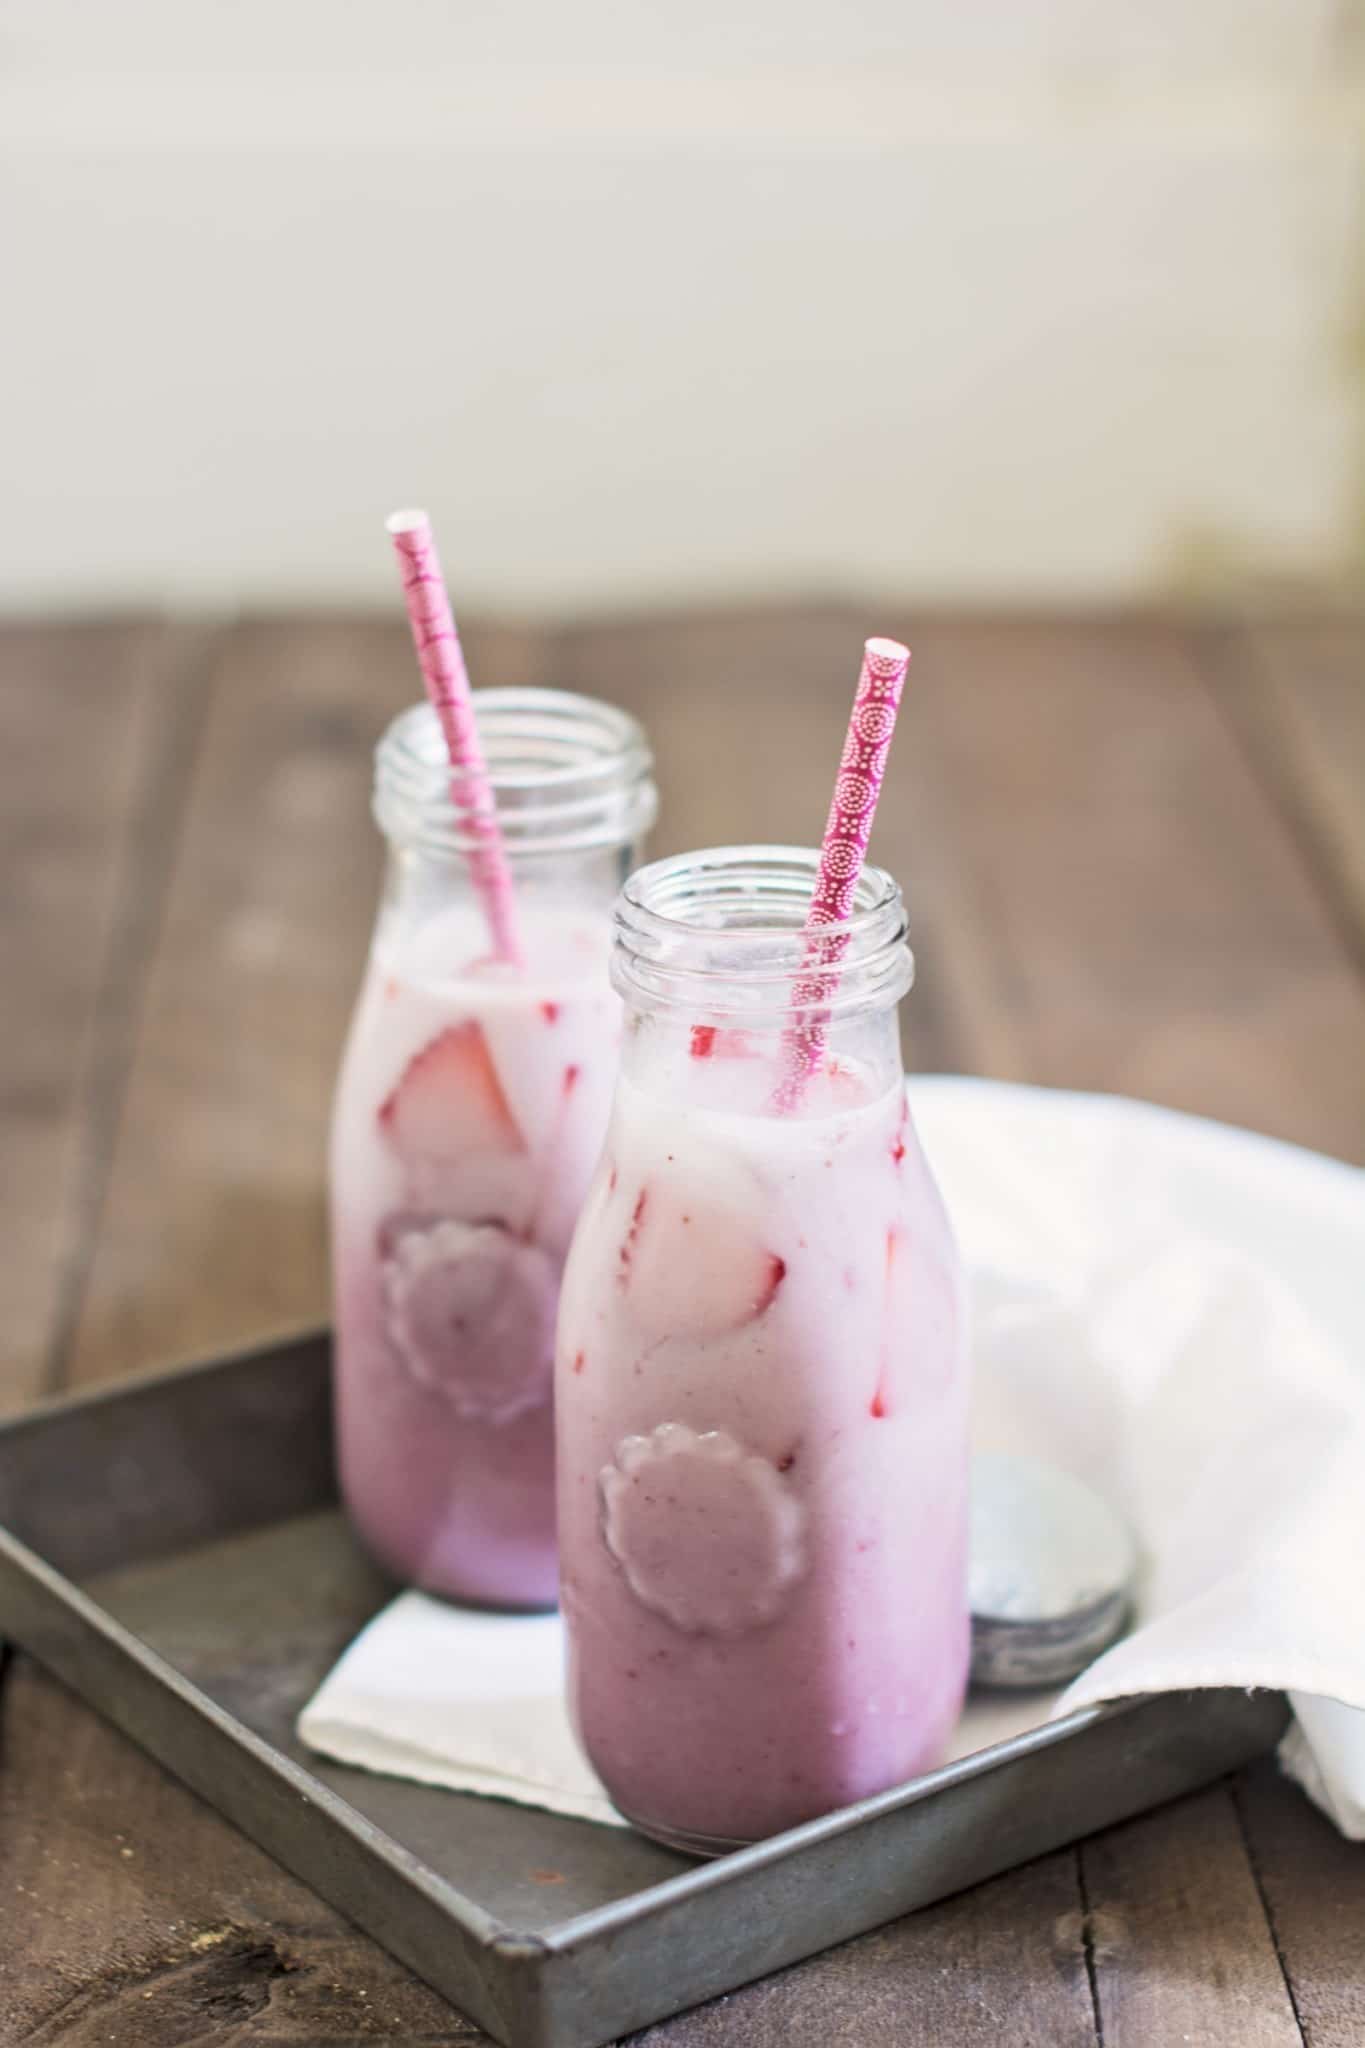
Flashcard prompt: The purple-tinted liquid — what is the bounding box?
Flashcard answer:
[556,1047,970,1847]
[331,905,617,1608]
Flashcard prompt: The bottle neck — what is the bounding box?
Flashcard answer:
[611,846,913,1113]
[374,688,657,866]
[373,688,656,942]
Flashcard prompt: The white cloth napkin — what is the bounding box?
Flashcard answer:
[301,1595,623,1825]
[300,1078,1365,1837]
[296,1591,1057,1829]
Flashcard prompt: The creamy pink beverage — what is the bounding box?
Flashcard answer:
[331,690,656,1608]
[556,849,969,1847]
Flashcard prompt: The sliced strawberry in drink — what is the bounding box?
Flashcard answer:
[617,1158,785,1342]
[616,1186,650,1289]
[689,1024,761,1060]
[378,1021,525,1163]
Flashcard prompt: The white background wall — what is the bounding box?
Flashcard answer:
[2,2,1362,614]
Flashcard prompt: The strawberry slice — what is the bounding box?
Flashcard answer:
[378,1021,525,1163]
[889,1089,910,1165]
[689,1024,761,1060]
[618,1160,785,1341]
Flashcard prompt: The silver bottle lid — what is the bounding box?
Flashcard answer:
[969,1452,1137,1689]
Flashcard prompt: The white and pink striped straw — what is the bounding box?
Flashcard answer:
[386,509,523,967]
[772,635,911,1112]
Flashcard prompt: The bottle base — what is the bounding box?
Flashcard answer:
[616,1808,756,1859]
[414,1576,560,1617]
[344,1506,560,1613]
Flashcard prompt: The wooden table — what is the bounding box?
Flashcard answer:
[2,608,1362,2046]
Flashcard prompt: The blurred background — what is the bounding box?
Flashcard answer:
[3,0,1363,1386]
[3,0,1363,615]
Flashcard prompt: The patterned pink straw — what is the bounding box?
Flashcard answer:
[386,509,522,966]
[772,636,911,1111]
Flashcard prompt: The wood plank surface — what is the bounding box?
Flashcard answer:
[1221,620,1365,974]
[1234,1757,1365,2048]
[632,1849,1097,2047]
[2,608,1362,2046]
[0,1659,473,2044]
[0,619,211,1414]
[1079,1787,1303,2048]
[892,616,1365,1161]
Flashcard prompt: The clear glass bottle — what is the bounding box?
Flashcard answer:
[330,689,656,1608]
[556,846,969,1848]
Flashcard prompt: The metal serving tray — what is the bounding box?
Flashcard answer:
[0,1330,1288,2047]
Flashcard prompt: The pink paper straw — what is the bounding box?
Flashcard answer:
[386,509,523,966]
[772,636,911,1111]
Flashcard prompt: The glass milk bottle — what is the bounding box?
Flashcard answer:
[330,690,656,1608]
[556,847,969,1848]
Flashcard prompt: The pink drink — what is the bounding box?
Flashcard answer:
[556,849,969,1848]
[331,691,655,1608]
[333,907,616,1606]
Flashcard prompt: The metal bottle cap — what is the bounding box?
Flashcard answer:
[969,1452,1138,1689]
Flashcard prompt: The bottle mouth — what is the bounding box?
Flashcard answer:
[614,845,914,1018]
[374,688,658,857]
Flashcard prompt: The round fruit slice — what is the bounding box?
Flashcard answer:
[381,1218,556,1422]
[600,1422,805,1635]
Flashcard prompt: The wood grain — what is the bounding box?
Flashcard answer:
[0,619,210,1414]
[1234,1757,1365,2048]
[894,615,1365,1161]
[631,1850,1097,2046]
[1215,620,1365,974]
[0,1659,474,2044]
[1080,1786,1303,2048]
